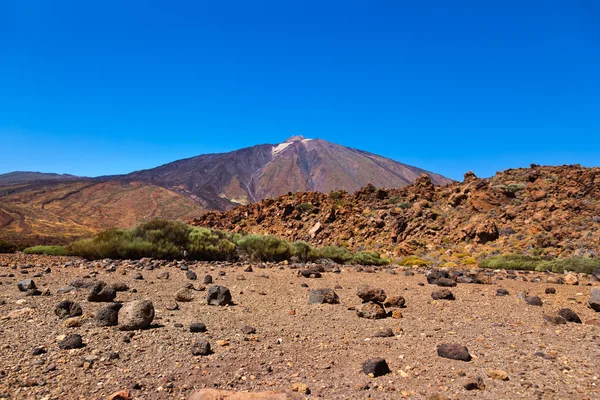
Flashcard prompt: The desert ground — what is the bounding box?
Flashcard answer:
[1,254,599,400]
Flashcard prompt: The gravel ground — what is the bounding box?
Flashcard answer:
[0,254,599,400]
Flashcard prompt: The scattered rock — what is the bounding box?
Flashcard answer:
[96,303,122,327]
[431,289,455,300]
[290,383,310,395]
[54,300,83,319]
[464,377,485,390]
[58,334,84,350]
[372,328,394,338]
[186,270,197,280]
[361,358,391,377]
[383,295,406,308]
[191,339,211,356]
[118,300,155,331]
[190,322,207,333]
[524,296,543,306]
[132,272,143,280]
[87,282,117,302]
[17,279,36,292]
[207,286,232,306]
[487,369,509,381]
[564,274,578,285]
[203,275,213,284]
[437,343,472,361]
[241,325,256,334]
[558,308,582,323]
[496,288,509,296]
[545,287,556,294]
[175,287,195,302]
[435,278,457,287]
[356,285,386,303]
[308,288,339,304]
[356,302,386,319]
[589,288,600,312]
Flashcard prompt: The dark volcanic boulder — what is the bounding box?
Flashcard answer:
[96,303,122,327]
[55,300,83,319]
[207,286,232,306]
[558,308,582,323]
[590,288,600,312]
[426,269,450,284]
[58,334,84,350]
[17,279,36,292]
[191,339,211,356]
[356,302,387,319]
[361,358,391,377]
[432,289,455,300]
[87,282,117,302]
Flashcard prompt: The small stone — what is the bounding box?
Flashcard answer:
[191,339,211,356]
[464,377,485,390]
[543,313,567,325]
[175,287,195,302]
[243,265,253,272]
[165,301,179,310]
[207,286,232,306]
[431,289,455,300]
[108,390,131,400]
[63,317,81,328]
[156,271,170,280]
[391,309,403,319]
[190,323,207,333]
[132,272,143,280]
[545,287,556,294]
[437,343,472,361]
[290,383,311,394]
[17,279,36,292]
[436,278,457,287]
[524,296,543,306]
[383,295,406,308]
[203,275,213,284]
[186,270,197,280]
[309,288,339,304]
[241,325,256,335]
[496,288,509,296]
[26,289,42,296]
[564,274,579,285]
[373,328,394,338]
[487,369,509,381]
[31,347,47,356]
[361,358,391,377]
[58,334,84,350]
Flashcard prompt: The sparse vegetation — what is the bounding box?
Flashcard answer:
[296,203,315,213]
[236,234,293,262]
[291,240,313,262]
[311,245,353,264]
[187,227,238,261]
[480,254,600,274]
[23,245,71,256]
[351,251,389,266]
[399,255,428,267]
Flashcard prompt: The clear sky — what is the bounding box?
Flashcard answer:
[1,1,599,181]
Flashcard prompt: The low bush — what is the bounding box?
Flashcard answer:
[313,245,353,264]
[479,254,542,271]
[23,245,71,256]
[291,241,314,262]
[0,240,18,253]
[186,227,238,261]
[351,251,389,266]
[480,254,600,274]
[236,234,293,262]
[399,256,428,267]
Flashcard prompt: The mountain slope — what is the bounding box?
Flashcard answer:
[193,165,600,261]
[0,171,81,185]
[121,136,453,209]
[0,180,205,245]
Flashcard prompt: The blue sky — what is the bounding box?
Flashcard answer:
[1,0,599,181]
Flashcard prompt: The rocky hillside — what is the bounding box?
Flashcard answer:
[0,171,80,185]
[193,165,600,263]
[0,180,204,246]
[121,136,452,209]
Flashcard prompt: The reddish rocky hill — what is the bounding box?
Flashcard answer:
[193,165,600,263]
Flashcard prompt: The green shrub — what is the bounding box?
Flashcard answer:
[479,254,542,271]
[328,191,344,200]
[23,245,71,256]
[0,240,18,253]
[537,257,600,274]
[352,251,389,266]
[296,203,314,213]
[70,230,154,260]
[313,245,353,264]
[399,256,428,267]
[236,234,293,262]
[291,240,314,262]
[186,227,237,261]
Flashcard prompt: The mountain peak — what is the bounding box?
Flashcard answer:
[283,135,306,143]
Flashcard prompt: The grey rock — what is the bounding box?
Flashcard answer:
[437,343,472,361]
[55,300,83,319]
[206,286,232,306]
[309,288,339,305]
[58,334,84,350]
[118,300,154,331]
[191,339,211,356]
[17,279,36,292]
[96,303,122,327]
